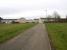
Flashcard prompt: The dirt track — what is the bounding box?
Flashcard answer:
[0,24,51,50]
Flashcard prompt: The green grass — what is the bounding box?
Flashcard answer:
[0,23,36,43]
[46,23,67,50]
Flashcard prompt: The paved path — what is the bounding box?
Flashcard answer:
[0,24,51,50]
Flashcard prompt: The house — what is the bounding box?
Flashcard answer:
[40,18,55,22]
[39,18,43,23]
[33,19,39,23]
[1,19,18,23]
[40,18,67,23]
[17,18,26,23]
[1,18,27,23]
[26,19,34,23]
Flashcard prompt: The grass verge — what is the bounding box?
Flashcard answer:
[0,23,36,43]
[46,23,67,50]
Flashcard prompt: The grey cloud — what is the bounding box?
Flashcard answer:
[0,0,67,19]
[0,7,21,16]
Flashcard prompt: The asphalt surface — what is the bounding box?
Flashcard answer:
[0,24,51,50]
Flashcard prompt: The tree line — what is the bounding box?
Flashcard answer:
[46,11,67,23]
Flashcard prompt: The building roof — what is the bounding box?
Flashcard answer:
[2,19,18,20]
[34,19,39,20]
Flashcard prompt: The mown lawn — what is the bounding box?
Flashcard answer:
[0,23,36,43]
[46,23,67,50]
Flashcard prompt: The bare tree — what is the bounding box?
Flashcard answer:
[53,11,61,22]
[47,15,52,22]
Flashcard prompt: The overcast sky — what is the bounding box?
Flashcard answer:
[0,0,67,19]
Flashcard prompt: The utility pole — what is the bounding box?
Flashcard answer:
[45,9,48,22]
[45,9,47,17]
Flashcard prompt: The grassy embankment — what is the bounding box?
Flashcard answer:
[0,23,36,43]
[46,23,67,50]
